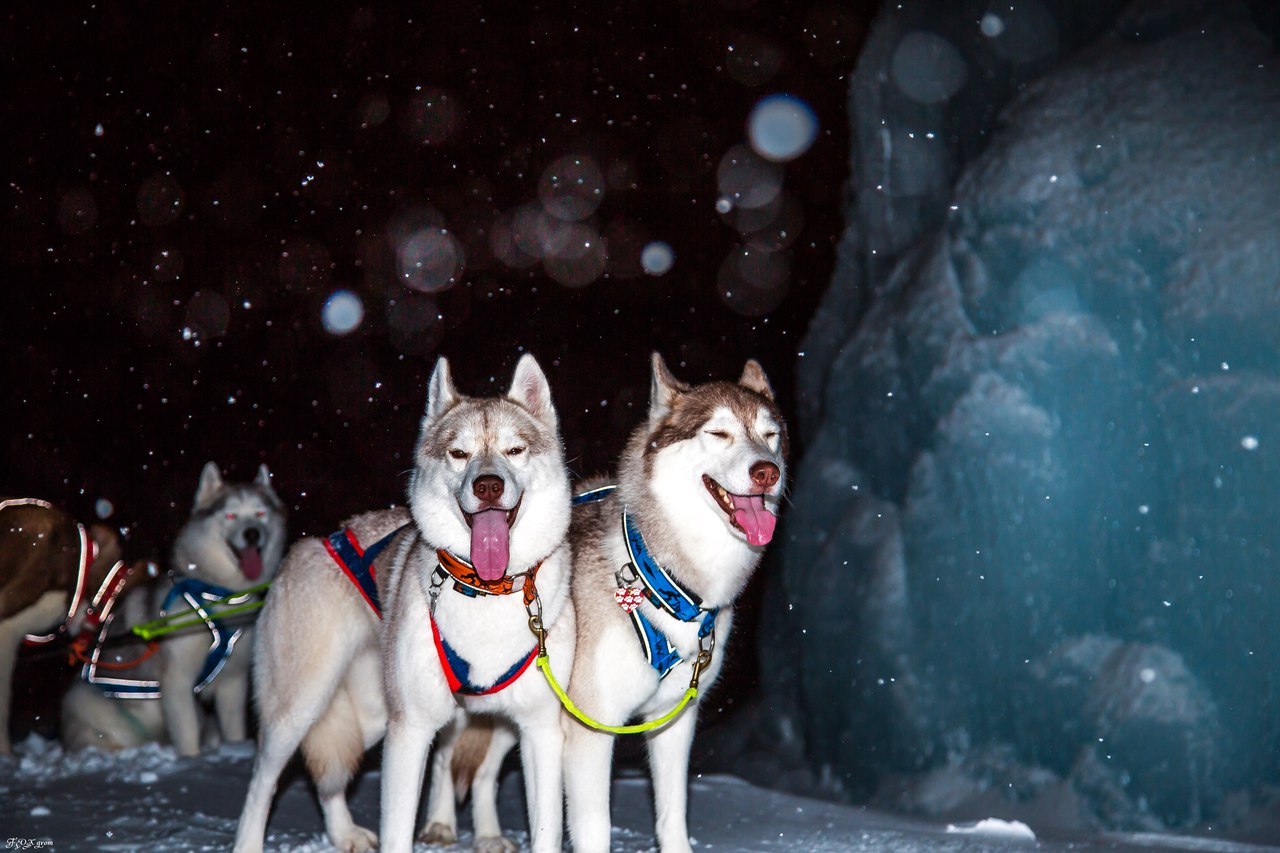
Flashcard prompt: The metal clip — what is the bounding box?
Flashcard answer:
[526,591,546,655]
[690,628,716,689]
[614,562,638,588]
[428,567,445,616]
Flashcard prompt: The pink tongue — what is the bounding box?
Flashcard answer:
[470,509,511,581]
[733,494,777,547]
[239,546,263,581]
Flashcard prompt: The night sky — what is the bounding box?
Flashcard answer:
[4,1,872,545]
[4,2,875,735]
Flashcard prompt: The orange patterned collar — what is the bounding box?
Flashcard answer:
[435,549,542,606]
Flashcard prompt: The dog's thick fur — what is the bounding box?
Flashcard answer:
[60,463,286,755]
[563,354,787,852]
[233,354,575,853]
[0,501,124,754]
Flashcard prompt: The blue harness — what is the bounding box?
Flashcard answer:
[324,524,537,696]
[323,524,408,616]
[81,577,248,698]
[574,486,719,680]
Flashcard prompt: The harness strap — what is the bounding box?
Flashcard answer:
[616,505,720,677]
[323,524,408,617]
[324,524,539,697]
[428,616,538,696]
[622,509,706,621]
[627,607,718,680]
[22,519,97,645]
[158,577,247,693]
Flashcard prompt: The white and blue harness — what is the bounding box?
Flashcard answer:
[80,577,250,699]
[573,486,719,680]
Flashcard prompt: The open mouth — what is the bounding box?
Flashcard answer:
[702,474,777,547]
[229,540,264,581]
[460,494,522,581]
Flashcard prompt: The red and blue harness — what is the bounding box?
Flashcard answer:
[323,524,540,696]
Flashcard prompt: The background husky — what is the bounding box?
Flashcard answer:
[234,354,575,853]
[562,353,787,853]
[0,499,125,754]
[60,462,286,755]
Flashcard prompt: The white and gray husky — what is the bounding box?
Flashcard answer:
[233,354,575,853]
[565,354,786,852]
[61,462,286,756]
[451,353,787,853]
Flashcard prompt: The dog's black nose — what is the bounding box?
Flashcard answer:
[243,527,262,546]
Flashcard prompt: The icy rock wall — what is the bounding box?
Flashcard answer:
[768,0,1280,828]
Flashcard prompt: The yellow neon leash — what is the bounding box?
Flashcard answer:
[131,581,273,640]
[528,613,711,735]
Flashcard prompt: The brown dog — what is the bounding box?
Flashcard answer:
[0,498,128,754]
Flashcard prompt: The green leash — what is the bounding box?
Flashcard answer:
[527,612,711,735]
[131,581,273,640]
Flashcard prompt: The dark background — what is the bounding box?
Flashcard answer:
[3,3,876,736]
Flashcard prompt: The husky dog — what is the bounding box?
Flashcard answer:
[233,354,574,853]
[0,499,126,754]
[560,354,787,853]
[60,463,286,755]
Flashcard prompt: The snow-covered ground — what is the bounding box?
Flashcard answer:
[1,736,1275,852]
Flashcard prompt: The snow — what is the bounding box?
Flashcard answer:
[2,736,1275,852]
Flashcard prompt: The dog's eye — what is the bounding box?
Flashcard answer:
[506,446,525,457]
[255,510,266,518]
[449,449,469,460]
[225,512,238,520]
[705,430,731,440]
[762,431,778,440]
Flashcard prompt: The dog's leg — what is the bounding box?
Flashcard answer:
[418,711,462,845]
[518,707,565,853]
[645,705,700,853]
[213,668,250,744]
[381,708,447,853]
[564,723,619,853]
[0,592,67,755]
[159,633,206,756]
[305,686,378,853]
[470,720,518,850]
[380,605,453,853]
[233,710,314,853]
[234,654,361,853]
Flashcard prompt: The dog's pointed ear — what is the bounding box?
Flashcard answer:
[425,357,459,422]
[194,461,224,511]
[739,359,774,400]
[648,352,689,424]
[255,463,275,492]
[507,353,557,430]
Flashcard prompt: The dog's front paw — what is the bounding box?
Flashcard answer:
[417,821,457,845]
[332,824,377,852]
[473,835,517,853]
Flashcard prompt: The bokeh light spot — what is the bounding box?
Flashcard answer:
[717,144,784,210]
[322,290,365,336]
[641,241,675,276]
[539,155,605,221]
[748,95,818,162]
